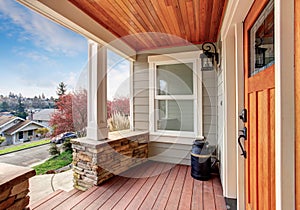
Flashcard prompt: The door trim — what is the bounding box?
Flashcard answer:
[274,0,295,209]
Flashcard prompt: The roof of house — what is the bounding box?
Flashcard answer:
[0,116,25,129]
[0,116,16,127]
[4,120,44,135]
[33,109,56,122]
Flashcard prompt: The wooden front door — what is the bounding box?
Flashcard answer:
[243,0,276,209]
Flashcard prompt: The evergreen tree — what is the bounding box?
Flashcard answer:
[0,101,9,111]
[15,98,27,119]
[56,82,67,97]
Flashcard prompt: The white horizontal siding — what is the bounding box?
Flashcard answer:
[202,71,218,145]
[148,142,191,165]
[133,53,150,131]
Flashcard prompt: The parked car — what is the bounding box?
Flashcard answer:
[50,132,77,144]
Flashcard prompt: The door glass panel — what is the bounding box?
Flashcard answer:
[250,1,274,77]
[157,63,193,95]
[156,100,194,132]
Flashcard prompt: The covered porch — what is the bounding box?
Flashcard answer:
[4,0,298,209]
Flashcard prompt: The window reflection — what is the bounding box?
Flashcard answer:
[250,1,274,76]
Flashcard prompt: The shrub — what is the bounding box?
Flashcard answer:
[36,128,50,137]
[108,112,130,132]
[0,136,5,145]
[49,143,59,156]
[62,138,72,152]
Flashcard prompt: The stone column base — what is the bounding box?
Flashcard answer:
[71,131,149,191]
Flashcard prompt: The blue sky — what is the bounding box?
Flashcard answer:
[0,0,130,100]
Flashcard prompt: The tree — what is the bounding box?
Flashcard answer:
[15,98,27,119]
[0,101,9,112]
[50,91,87,137]
[0,136,6,145]
[56,82,67,96]
[36,127,49,138]
[50,94,74,136]
[107,97,130,118]
[72,90,87,137]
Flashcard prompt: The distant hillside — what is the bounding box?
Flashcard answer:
[0,93,56,113]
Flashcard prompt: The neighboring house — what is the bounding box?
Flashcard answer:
[0,112,13,117]
[0,116,45,145]
[14,0,299,209]
[32,108,56,128]
[0,116,24,140]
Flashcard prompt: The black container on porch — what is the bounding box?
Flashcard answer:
[191,139,212,181]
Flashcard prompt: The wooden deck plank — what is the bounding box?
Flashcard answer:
[112,162,160,209]
[32,162,227,210]
[35,188,79,210]
[139,163,173,209]
[151,165,180,210]
[125,162,166,209]
[71,176,121,210]
[203,179,216,210]
[30,189,64,210]
[165,165,188,210]
[97,162,152,210]
[212,176,227,210]
[178,167,194,210]
[85,177,129,210]
[55,186,98,210]
[98,176,138,210]
[192,180,203,210]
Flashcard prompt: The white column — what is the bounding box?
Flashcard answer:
[222,27,237,198]
[86,40,108,140]
[274,0,295,209]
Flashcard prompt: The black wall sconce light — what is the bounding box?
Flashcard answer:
[200,42,219,71]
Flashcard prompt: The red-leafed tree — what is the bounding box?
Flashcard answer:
[50,94,74,136]
[72,90,87,137]
[50,90,87,137]
[107,97,130,118]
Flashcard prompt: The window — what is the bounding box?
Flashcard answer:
[28,130,33,136]
[149,52,202,137]
[18,131,23,140]
[250,0,274,76]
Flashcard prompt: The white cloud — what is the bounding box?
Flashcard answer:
[107,63,130,100]
[0,0,86,56]
[13,48,51,62]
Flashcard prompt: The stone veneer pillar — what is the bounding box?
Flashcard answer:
[0,163,35,209]
[72,132,149,191]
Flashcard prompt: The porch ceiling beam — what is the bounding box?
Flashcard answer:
[17,0,136,61]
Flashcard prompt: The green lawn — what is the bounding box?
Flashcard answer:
[33,150,73,175]
[0,139,50,155]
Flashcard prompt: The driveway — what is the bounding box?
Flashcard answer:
[0,144,51,167]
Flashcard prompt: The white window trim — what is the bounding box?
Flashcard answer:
[148,51,203,139]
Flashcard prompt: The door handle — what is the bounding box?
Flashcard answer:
[238,127,247,158]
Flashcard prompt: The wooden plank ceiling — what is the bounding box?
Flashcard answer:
[69,0,227,51]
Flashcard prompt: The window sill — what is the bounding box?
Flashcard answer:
[149,133,204,145]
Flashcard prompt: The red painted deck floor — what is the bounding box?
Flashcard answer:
[30,161,227,210]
